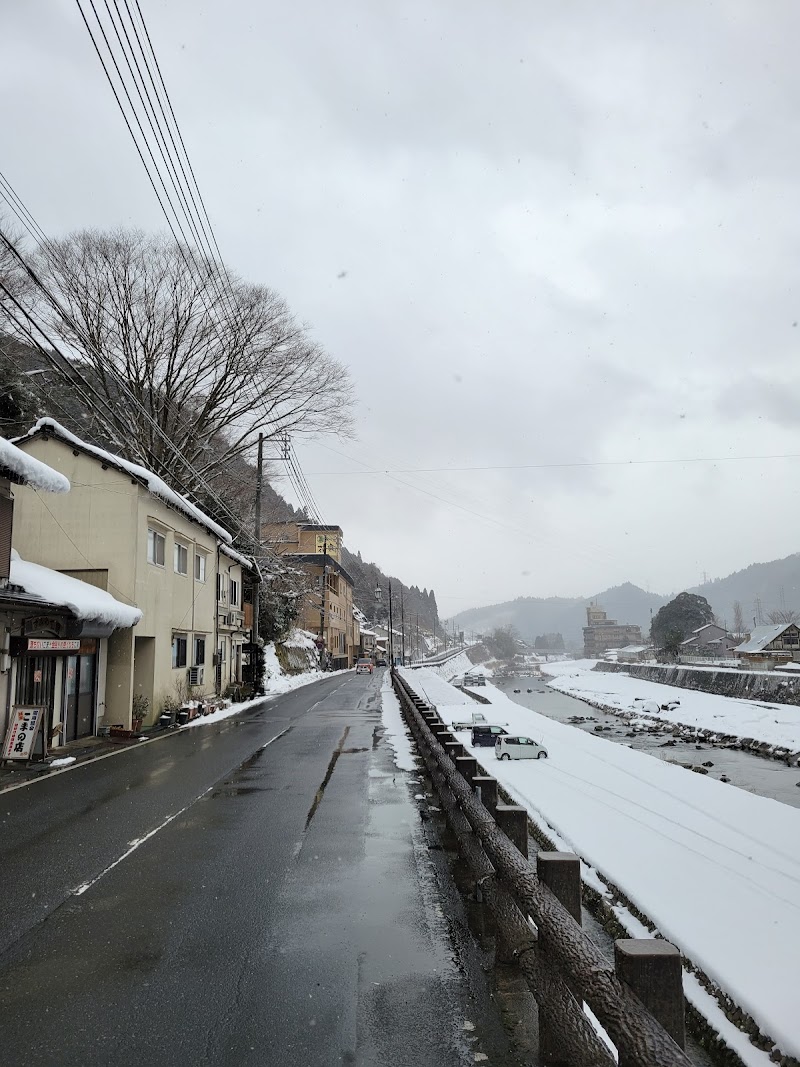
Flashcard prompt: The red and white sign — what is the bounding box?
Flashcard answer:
[2,706,44,761]
[27,639,80,652]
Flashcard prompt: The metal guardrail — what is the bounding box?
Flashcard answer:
[392,668,691,1067]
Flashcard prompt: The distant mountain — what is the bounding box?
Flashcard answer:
[451,554,800,648]
[451,582,667,649]
[687,554,800,629]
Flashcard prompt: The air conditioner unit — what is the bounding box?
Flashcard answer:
[188,666,204,686]
[227,612,237,627]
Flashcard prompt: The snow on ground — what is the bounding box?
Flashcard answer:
[401,667,472,707]
[10,550,142,628]
[406,669,800,1062]
[380,672,416,771]
[542,660,800,752]
[419,650,475,684]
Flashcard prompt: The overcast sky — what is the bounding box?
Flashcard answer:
[3,0,800,615]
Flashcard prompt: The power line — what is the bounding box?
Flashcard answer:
[308,452,800,475]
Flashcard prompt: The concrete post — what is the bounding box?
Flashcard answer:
[455,755,477,782]
[536,852,583,1064]
[472,775,498,817]
[614,939,686,1067]
[495,804,528,858]
[444,741,465,760]
[537,852,582,925]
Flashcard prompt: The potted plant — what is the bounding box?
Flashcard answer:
[132,694,150,734]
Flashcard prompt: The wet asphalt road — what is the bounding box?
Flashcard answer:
[0,671,504,1067]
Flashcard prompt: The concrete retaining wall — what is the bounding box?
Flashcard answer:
[594,660,800,706]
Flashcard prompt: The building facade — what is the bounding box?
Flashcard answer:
[583,603,643,658]
[262,522,359,668]
[12,420,242,728]
[1,435,140,751]
[734,623,800,670]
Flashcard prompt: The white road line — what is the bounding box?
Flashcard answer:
[69,725,294,898]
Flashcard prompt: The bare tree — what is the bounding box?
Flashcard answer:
[732,600,745,635]
[33,229,354,490]
[766,608,800,625]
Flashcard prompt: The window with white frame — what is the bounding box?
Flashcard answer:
[172,632,188,668]
[217,574,227,603]
[193,635,206,665]
[147,527,165,567]
[229,578,239,607]
[174,541,189,575]
[218,640,226,664]
[195,552,206,582]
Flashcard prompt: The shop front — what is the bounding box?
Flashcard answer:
[7,614,105,753]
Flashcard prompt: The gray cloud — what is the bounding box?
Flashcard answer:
[2,0,799,612]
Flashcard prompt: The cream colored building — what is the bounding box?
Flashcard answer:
[262,522,359,668]
[12,420,238,728]
[216,544,252,693]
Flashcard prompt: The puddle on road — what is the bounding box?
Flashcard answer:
[304,725,351,830]
[495,677,800,808]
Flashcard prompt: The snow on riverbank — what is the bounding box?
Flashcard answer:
[404,667,800,1063]
[542,659,800,753]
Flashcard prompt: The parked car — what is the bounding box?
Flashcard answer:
[471,725,508,747]
[495,735,548,760]
[463,673,486,687]
[375,657,387,667]
[356,658,374,674]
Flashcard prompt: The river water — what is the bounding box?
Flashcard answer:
[493,675,800,810]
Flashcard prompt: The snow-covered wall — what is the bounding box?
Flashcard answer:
[595,659,800,705]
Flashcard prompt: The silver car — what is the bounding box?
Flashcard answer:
[495,735,548,761]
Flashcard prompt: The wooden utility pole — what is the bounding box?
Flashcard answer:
[253,433,264,647]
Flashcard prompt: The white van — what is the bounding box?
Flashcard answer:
[495,735,548,761]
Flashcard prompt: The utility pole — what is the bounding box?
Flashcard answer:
[388,580,394,668]
[320,536,328,669]
[415,614,420,663]
[400,588,406,666]
[253,432,264,648]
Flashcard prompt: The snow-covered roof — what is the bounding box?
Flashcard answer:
[10,550,142,629]
[220,543,254,570]
[618,644,650,654]
[0,436,70,493]
[20,418,232,544]
[734,623,794,653]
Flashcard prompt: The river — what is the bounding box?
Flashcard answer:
[493,674,800,809]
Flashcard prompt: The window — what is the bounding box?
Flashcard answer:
[174,542,188,575]
[218,640,226,664]
[229,579,239,606]
[193,636,206,665]
[195,553,206,582]
[217,574,227,603]
[172,633,187,668]
[147,528,165,567]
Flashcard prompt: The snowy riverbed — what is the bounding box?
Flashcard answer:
[541,659,800,755]
[399,667,800,1065]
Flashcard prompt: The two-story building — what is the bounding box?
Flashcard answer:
[680,623,737,658]
[261,522,358,668]
[734,623,800,670]
[11,419,249,728]
[1,435,141,752]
